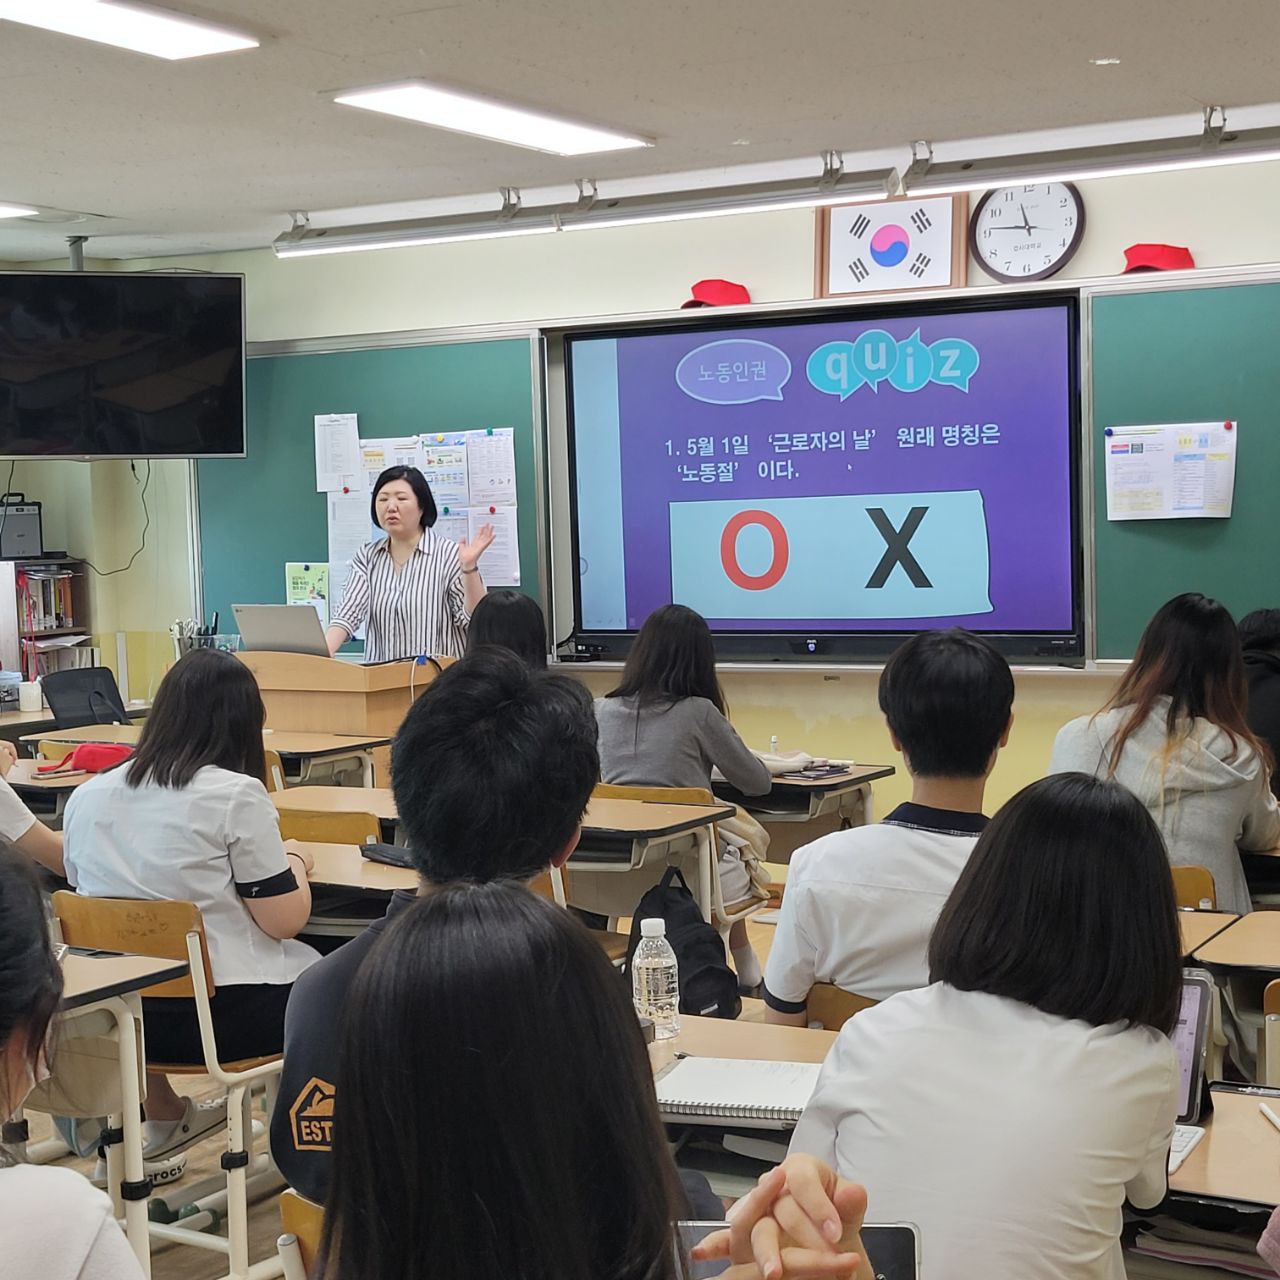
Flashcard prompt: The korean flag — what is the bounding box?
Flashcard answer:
[827,197,955,294]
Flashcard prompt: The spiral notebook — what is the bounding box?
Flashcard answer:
[655,1056,822,1129]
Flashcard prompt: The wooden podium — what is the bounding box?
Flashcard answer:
[237,653,447,779]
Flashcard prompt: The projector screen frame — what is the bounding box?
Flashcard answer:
[562,289,1084,665]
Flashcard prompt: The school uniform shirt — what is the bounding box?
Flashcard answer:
[270,888,416,1204]
[763,804,986,1010]
[0,772,37,842]
[63,765,317,988]
[1050,697,1280,915]
[0,1164,144,1280]
[791,983,1178,1280]
[330,528,470,662]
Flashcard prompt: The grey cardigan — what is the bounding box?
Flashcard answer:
[1049,699,1280,914]
[594,695,772,797]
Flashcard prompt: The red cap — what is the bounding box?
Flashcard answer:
[681,278,751,309]
[1123,244,1196,273]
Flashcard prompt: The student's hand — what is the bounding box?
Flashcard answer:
[0,740,16,777]
[284,840,314,874]
[691,1156,872,1280]
[457,523,495,572]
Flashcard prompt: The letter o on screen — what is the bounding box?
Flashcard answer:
[720,510,789,590]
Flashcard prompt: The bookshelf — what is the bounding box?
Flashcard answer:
[0,558,95,679]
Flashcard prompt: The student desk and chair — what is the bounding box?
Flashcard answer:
[12,950,190,1275]
[21,723,391,788]
[272,787,736,922]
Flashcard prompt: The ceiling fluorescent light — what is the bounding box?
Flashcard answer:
[334,81,650,157]
[274,208,560,259]
[0,204,38,219]
[0,0,258,59]
[904,113,1280,194]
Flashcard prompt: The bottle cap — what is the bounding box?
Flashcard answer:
[640,917,666,938]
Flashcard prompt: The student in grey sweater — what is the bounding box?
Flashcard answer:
[1050,594,1280,916]
[595,604,771,988]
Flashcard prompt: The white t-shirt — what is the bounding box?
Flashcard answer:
[0,1164,143,1280]
[0,773,37,842]
[63,765,317,987]
[790,984,1178,1280]
[763,804,986,1008]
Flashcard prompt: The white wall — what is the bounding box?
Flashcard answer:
[76,158,1280,340]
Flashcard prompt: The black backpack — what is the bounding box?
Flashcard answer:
[623,867,741,1020]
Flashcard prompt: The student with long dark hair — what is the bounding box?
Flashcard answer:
[0,847,144,1278]
[1239,608,1280,799]
[791,773,1182,1280]
[320,880,871,1280]
[1051,592,1280,914]
[63,649,318,1160]
[597,604,772,987]
[465,588,547,667]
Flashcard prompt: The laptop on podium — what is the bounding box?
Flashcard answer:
[233,604,330,658]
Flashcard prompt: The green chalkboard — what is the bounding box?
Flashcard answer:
[1091,282,1280,658]
[197,337,539,639]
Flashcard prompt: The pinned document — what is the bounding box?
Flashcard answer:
[466,427,516,506]
[1104,421,1238,521]
[314,413,360,492]
[285,562,329,626]
[468,505,519,586]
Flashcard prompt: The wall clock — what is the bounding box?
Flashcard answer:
[969,182,1085,283]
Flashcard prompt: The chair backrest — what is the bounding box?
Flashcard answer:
[279,1189,324,1273]
[37,739,68,761]
[593,782,716,806]
[52,891,214,998]
[1172,865,1217,910]
[806,983,878,1031]
[264,748,285,793]
[41,668,129,729]
[277,808,380,845]
[529,864,572,903]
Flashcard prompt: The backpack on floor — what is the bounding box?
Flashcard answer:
[623,867,741,1020]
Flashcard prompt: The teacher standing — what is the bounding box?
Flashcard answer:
[326,466,494,662]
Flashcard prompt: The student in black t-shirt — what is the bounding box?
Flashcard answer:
[268,649,598,1202]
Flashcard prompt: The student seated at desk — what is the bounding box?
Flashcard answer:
[1051,593,1280,915]
[0,739,65,877]
[595,604,772,990]
[0,847,144,1280]
[318,880,873,1280]
[764,629,1012,1023]
[271,648,598,1205]
[465,587,547,668]
[790,773,1182,1280]
[63,649,318,1161]
[1239,608,1280,799]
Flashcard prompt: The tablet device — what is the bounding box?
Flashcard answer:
[676,1221,921,1279]
[1174,968,1214,1125]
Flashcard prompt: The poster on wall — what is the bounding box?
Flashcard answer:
[1104,421,1238,521]
[285,562,329,625]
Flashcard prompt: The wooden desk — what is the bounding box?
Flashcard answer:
[24,725,389,787]
[0,700,148,743]
[1171,1085,1280,1207]
[1179,911,1239,958]
[5,757,92,819]
[650,1013,836,1076]
[1192,913,1280,972]
[39,950,189,1273]
[302,841,417,893]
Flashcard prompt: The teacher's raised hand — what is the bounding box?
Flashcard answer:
[458,523,495,573]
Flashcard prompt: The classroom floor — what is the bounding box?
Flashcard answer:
[34,917,781,1278]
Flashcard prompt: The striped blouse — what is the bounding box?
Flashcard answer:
[331,529,471,662]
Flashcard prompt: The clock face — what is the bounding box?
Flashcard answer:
[969,182,1085,283]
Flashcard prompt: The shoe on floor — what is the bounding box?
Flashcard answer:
[91,1151,187,1189]
[142,1097,227,1160]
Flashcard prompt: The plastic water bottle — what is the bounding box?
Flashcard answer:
[632,917,680,1039]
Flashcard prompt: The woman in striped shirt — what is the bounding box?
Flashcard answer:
[326,466,494,662]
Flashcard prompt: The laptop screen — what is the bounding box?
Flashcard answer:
[1173,976,1210,1122]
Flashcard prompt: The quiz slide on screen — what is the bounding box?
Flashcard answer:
[570,303,1074,634]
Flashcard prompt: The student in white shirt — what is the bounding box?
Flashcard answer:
[0,846,144,1280]
[791,772,1183,1280]
[63,649,318,1159]
[0,739,66,876]
[764,628,1013,1022]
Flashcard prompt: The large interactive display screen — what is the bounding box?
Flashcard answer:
[566,294,1081,659]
